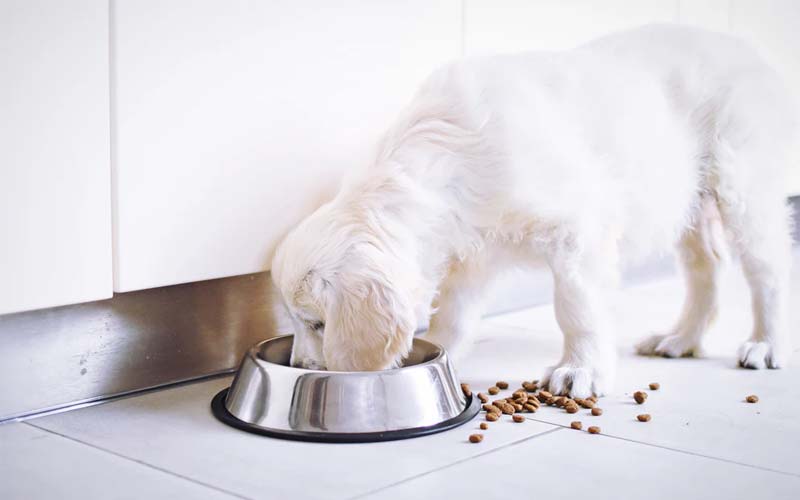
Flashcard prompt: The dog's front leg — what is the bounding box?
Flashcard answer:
[424,257,490,361]
[543,239,617,398]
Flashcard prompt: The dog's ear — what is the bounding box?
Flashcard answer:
[323,269,415,371]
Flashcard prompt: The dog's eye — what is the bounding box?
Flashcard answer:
[309,321,324,332]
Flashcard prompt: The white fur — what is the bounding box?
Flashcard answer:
[271,25,796,395]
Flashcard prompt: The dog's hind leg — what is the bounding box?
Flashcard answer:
[722,193,792,369]
[636,196,724,358]
[424,257,491,361]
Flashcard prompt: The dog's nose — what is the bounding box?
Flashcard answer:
[291,357,326,370]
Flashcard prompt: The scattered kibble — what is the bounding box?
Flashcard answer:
[486,412,499,422]
[461,383,472,398]
[634,391,648,404]
[512,414,525,423]
[587,426,601,434]
[496,381,509,390]
[477,393,489,404]
[565,405,579,414]
[637,414,652,422]
[480,422,489,430]
[488,386,500,395]
[570,421,583,430]
[523,403,538,413]
[649,382,660,390]
[469,434,484,443]
[746,395,759,403]
[591,407,603,416]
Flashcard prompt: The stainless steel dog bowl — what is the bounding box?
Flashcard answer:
[211,335,479,442]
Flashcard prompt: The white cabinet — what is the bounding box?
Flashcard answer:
[111,0,461,292]
[0,0,111,314]
[463,0,677,55]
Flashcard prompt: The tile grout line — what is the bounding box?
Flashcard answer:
[345,426,564,500]
[23,421,253,500]
[522,417,800,479]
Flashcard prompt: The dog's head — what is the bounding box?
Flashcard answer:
[272,204,416,371]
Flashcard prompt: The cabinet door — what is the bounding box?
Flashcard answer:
[112,0,461,292]
[464,0,677,55]
[0,0,111,314]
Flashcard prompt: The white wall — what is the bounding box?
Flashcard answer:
[0,0,112,314]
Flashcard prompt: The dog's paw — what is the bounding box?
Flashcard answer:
[738,340,786,369]
[635,333,701,359]
[542,363,613,399]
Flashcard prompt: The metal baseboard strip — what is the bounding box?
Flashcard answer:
[1,195,798,423]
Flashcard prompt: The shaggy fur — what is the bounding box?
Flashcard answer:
[271,24,796,396]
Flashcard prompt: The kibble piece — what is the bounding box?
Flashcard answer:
[591,407,603,416]
[538,390,553,400]
[522,381,538,392]
[649,382,660,390]
[461,383,472,397]
[482,404,499,414]
[469,434,484,443]
[512,414,525,423]
[577,399,595,409]
[554,397,567,408]
[587,396,598,404]
[480,422,489,430]
[746,395,759,403]
[488,386,500,395]
[587,426,601,434]
[477,393,489,404]
[512,403,523,411]
[565,405,579,414]
[637,414,652,422]
[523,403,538,413]
[498,402,516,415]
[496,381,509,390]
[570,421,583,430]
[486,412,499,422]
[633,391,648,404]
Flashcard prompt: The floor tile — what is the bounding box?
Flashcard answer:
[31,377,556,500]
[359,427,800,500]
[0,422,236,500]
[456,250,800,475]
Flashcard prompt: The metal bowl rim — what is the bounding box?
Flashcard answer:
[248,334,447,375]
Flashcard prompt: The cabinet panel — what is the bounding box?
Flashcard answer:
[0,0,111,314]
[112,0,461,291]
[464,0,677,55]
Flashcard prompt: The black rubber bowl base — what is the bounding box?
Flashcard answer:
[211,388,481,443]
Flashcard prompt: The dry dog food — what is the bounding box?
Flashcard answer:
[480,422,489,430]
[523,403,538,413]
[587,426,601,434]
[637,414,652,422]
[746,394,759,403]
[591,407,603,416]
[498,402,516,415]
[461,383,472,397]
[469,434,484,443]
[538,390,553,400]
[478,392,489,403]
[496,381,510,389]
[512,414,525,423]
[565,404,579,414]
[649,382,660,390]
[522,381,538,392]
[634,391,648,404]
[570,421,583,430]
[483,404,500,414]
[488,386,500,395]
[486,412,499,422]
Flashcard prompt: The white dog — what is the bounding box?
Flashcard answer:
[271,25,795,397]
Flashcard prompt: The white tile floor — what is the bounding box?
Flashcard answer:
[3,251,799,500]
